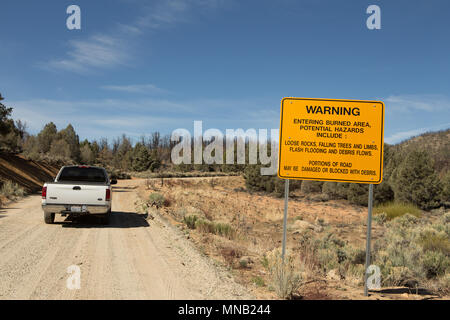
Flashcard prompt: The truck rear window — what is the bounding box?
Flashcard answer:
[58,167,107,183]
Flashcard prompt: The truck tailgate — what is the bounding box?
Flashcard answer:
[46,183,108,205]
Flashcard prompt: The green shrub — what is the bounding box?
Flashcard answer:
[266,249,302,299]
[374,202,422,220]
[131,143,153,172]
[321,182,349,200]
[297,231,353,274]
[317,248,340,272]
[347,183,369,206]
[214,222,234,238]
[422,250,449,278]
[134,200,148,214]
[373,214,435,287]
[243,165,301,197]
[383,266,417,287]
[243,165,272,192]
[393,150,442,210]
[349,248,366,265]
[195,218,215,233]
[107,168,131,179]
[374,181,395,204]
[301,180,323,193]
[441,171,450,204]
[261,255,269,269]
[442,212,450,224]
[194,219,235,238]
[373,212,387,225]
[387,213,420,228]
[417,230,450,255]
[183,215,198,229]
[148,192,165,208]
[433,274,450,295]
[0,180,26,199]
[346,182,394,206]
[315,234,352,273]
[252,276,265,287]
[239,259,248,268]
[272,178,286,197]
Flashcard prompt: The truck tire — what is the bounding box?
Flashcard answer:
[44,212,55,224]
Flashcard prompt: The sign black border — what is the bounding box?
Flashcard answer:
[278,97,385,184]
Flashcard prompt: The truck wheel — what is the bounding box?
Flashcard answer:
[44,212,55,224]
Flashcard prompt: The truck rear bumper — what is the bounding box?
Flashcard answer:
[42,204,110,215]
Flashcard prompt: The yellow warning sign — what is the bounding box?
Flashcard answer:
[278,97,385,184]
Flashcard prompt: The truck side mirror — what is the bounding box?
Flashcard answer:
[110,179,117,185]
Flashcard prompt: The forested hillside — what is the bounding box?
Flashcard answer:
[1,92,449,210]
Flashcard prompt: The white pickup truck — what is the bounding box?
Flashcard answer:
[41,165,117,224]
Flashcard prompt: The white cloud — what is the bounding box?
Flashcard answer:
[101,84,168,94]
[9,96,279,141]
[43,0,225,74]
[44,35,129,74]
[9,98,196,141]
[135,0,223,29]
[382,94,450,144]
[117,23,143,36]
[385,122,450,144]
[385,94,450,112]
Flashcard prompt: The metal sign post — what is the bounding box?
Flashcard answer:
[364,184,374,296]
[281,179,290,262]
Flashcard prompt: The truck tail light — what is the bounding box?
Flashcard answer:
[106,188,111,201]
[42,186,47,199]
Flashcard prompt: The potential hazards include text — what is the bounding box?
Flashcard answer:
[278,97,384,184]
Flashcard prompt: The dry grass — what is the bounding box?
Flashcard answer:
[374,202,422,220]
[134,171,239,179]
[266,249,302,299]
[136,175,450,299]
[0,180,26,199]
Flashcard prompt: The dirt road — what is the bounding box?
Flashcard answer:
[0,179,251,300]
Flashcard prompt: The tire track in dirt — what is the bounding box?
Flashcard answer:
[109,212,149,299]
[128,180,253,299]
[24,225,86,299]
[55,226,99,300]
[83,225,113,299]
[56,228,91,300]
[0,197,47,252]
[114,190,187,299]
[0,222,63,298]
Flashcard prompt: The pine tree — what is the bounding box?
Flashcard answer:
[0,93,13,136]
[58,124,80,161]
[394,150,442,210]
[441,171,450,204]
[80,144,95,164]
[37,122,57,154]
[132,143,152,172]
[0,94,21,152]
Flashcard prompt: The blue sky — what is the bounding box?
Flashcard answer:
[1,0,449,144]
